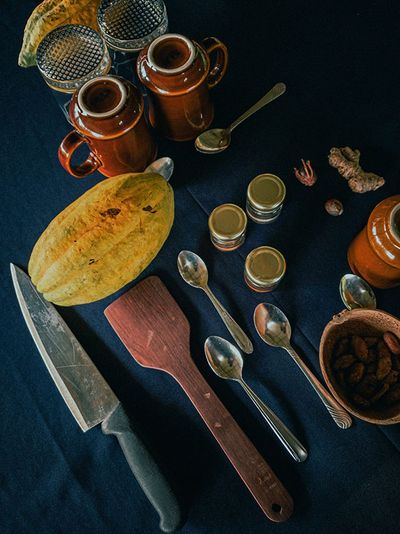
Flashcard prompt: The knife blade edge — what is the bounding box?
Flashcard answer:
[10,264,118,431]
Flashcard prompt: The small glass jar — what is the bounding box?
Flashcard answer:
[246,174,286,223]
[208,204,247,251]
[244,246,286,291]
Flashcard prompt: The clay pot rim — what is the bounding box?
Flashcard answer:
[319,307,400,425]
[70,75,145,139]
[147,33,196,75]
[390,203,400,244]
[137,40,211,97]
[77,76,127,118]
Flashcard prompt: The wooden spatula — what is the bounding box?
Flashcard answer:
[105,276,293,522]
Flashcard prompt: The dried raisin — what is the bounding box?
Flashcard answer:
[383,332,400,355]
[333,354,356,370]
[376,341,392,380]
[335,337,350,357]
[352,335,369,362]
[347,362,365,385]
[364,337,379,347]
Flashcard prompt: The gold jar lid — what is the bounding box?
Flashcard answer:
[208,203,247,240]
[247,174,286,210]
[245,246,286,287]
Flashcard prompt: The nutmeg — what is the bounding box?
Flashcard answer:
[324,198,343,216]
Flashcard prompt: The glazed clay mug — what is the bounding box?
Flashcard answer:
[58,75,157,178]
[137,33,228,141]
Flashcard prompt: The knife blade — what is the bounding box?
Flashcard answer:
[10,263,182,533]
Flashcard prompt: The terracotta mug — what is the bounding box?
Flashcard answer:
[137,33,228,141]
[59,75,157,178]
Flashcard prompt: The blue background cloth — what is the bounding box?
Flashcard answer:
[1,1,400,532]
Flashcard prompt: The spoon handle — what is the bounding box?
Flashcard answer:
[229,82,286,132]
[239,380,308,462]
[286,347,352,429]
[204,286,253,354]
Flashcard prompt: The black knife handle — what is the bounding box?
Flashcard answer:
[101,403,183,532]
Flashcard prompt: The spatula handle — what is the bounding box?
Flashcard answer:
[174,365,293,522]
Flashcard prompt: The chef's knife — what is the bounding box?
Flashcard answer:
[10,263,182,533]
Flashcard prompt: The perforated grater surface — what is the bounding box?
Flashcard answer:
[97,0,168,52]
[36,25,111,92]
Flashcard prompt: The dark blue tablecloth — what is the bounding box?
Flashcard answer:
[1,1,400,532]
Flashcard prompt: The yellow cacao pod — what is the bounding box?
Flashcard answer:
[19,0,101,67]
[28,173,174,306]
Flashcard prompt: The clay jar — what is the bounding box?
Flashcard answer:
[348,195,400,288]
[137,33,228,141]
[58,75,156,178]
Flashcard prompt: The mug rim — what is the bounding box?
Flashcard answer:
[147,33,196,74]
[77,76,127,118]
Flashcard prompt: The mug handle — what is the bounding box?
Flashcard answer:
[58,131,101,178]
[201,37,228,89]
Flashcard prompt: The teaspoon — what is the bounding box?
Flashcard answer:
[339,274,376,310]
[254,303,352,429]
[205,336,308,462]
[144,157,174,181]
[194,82,286,154]
[177,251,253,354]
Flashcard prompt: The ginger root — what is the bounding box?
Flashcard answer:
[328,147,385,193]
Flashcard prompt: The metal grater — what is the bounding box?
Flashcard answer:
[36,25,111,92]
[97,0,168,52]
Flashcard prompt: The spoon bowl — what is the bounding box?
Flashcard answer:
[254,303,292,348]
[254,303,352,429]
[144,157,174,181]
[195,128,230,154]
[177,250,253,354]
[194,82,286,154]
[177,250,208,288]
[339,274,376,310]
[205,336,244,380]
[204,335,308,462]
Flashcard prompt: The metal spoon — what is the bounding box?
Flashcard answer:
[254,303,352,429]
[144,157,174,181]
[204,336,308,462]
[177,251,253,354]
[194,82,286,154]
[339,274,376,310]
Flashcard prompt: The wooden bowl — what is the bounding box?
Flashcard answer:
[319,308,400,425]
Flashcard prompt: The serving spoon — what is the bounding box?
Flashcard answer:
[194,82,286,154]
[339,274,376,310]
[177,251,253,354]
[144,157,174,181]
[205,336,308,462]
[254,303,352,429]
